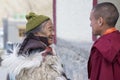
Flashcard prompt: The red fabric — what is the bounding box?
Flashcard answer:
[42,47,53,57]
[42,47,54,61]
[88,31,120,80]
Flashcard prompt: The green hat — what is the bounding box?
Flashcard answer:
[26,12,50,33]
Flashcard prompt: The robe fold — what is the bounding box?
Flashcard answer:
[88,31,120,80]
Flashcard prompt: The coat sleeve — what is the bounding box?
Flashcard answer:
[88,48,102,80]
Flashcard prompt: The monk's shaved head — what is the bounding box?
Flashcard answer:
[92,2,119,27]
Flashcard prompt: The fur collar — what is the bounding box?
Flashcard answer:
[1,44,56,76]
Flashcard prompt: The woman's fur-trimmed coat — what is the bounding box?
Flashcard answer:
[1,44,67,80]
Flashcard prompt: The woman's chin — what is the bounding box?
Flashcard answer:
[48,39,54,45]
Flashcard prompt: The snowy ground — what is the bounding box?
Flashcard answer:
[0,38,93,80]
[56,38,93,80]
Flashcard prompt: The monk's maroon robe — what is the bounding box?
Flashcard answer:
[88,30,120,80]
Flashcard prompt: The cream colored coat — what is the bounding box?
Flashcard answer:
[1,45,67,80]
[16,55,66,80]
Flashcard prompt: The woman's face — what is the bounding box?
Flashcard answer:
[41,20,55,45]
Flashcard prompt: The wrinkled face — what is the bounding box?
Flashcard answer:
[42,20,54,45]
[43,20,54,44]
[90,11,101,36]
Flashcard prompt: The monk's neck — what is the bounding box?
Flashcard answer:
[102,27,117,35]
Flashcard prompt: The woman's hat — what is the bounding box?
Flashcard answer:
[26,12,50,33]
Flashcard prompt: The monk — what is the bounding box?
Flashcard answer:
[88,2,120,80]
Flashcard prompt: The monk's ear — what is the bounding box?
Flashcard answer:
[97,17,103,27]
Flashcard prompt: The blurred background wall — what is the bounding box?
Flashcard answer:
[0,0,53,27]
